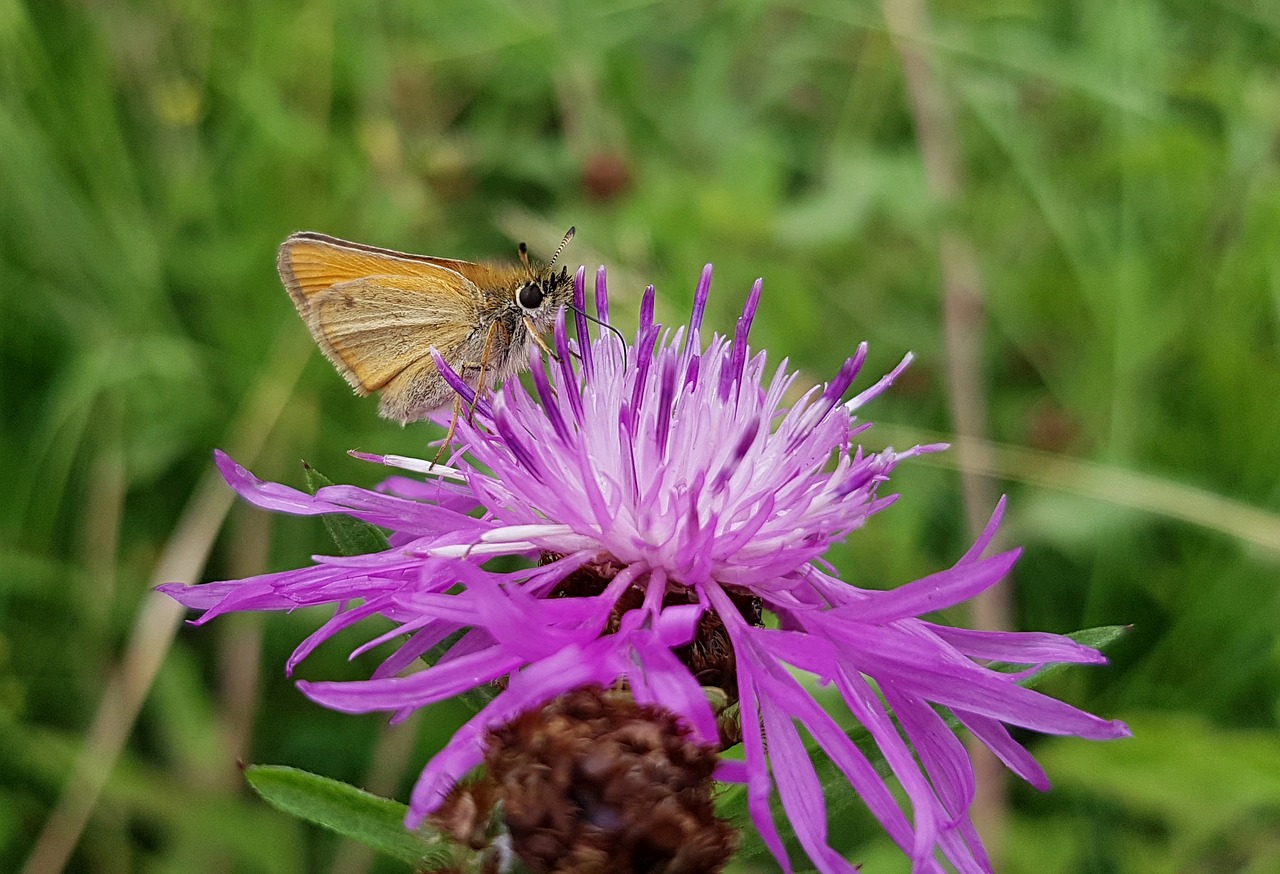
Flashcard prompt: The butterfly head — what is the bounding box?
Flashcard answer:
[514,227,577,330]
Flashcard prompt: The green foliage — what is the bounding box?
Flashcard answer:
[1,0,1278,871]
[302,462,392,556]
[245,766,451,870]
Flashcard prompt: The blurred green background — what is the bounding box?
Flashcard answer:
[3,0,1279,871]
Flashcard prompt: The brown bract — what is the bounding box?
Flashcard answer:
[485,687,736,874]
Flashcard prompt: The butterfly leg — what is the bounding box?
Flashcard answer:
[431,324,502,468]
[429,393,467,469]
[524,315,561,363]
[463,321,506,423]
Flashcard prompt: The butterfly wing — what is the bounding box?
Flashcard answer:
[278,233,483,421]
[280,232,482,300]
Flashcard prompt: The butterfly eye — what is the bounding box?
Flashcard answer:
[517,283,544,310]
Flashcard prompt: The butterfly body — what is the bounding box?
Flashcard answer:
[277,231,575,423]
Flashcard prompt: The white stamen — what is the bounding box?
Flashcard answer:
[379,454,467,481]
[479,523,577,543]
[425,542,536,558]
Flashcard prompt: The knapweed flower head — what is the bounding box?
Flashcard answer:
[163,265,1129,873]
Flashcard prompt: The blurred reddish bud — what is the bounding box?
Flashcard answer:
[581,152,632,202]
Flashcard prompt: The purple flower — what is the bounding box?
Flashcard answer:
[162,264,1129,873]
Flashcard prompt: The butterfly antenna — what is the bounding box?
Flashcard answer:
[548,226,575,269]
[518,242,531,271]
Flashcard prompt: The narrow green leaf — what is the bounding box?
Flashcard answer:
[1067,624,1130,652]
[244,765,454,869]
[989,625,1132,684]
[302,461,391,555]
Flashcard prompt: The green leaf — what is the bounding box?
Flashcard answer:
[1066,624,1130,652]
[302,461,391,556]
[989,625,1132,685]
[244,765,454,869]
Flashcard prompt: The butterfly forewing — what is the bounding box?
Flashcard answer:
[312,276,478,392]
[279,234,485,419]
[279,233,479,305]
